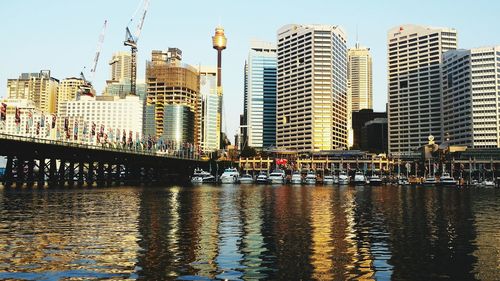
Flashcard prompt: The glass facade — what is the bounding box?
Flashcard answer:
[245,41,277,149]
[199,69,220,152]
[163,104,194,145]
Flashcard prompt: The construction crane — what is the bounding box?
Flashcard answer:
[79,20,108,97]
[124,0,149,96]
[90,20,108,82]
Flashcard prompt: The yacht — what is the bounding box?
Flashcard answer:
[397,177,410,186]
[353,171,366,185]
[439,173,456,186]
[480,179,495,188]
[323,174,335,185]
[422,176,437,186]
[190,168,216,184]
[338,171,349,185]
[304,171,317,185]
[290,171,302,184]
[368,174,382,186]
[268,169,286,184]
[238,173,254,184]
[256,172,269,184]
[219,167,239,184]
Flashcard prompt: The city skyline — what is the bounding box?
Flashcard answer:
[1,0,500,138]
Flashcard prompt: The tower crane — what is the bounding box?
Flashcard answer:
[124,0,149,96]
[79,20,108,97]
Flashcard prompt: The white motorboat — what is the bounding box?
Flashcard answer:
[439,173,456,186]
[368,174,382,186]
[398,177,410,185]
[290,172,302,184]
[304,171,317,185]
[238,174,254,184]
[479,179,495,188]
[323,175,335,185]
[422,176,437,186]
[256,172,269,184]
[353,171,366,185]
[338,171,349,185]
[190,168,216,184]
[220,167,239,184]
[268,169,286,184]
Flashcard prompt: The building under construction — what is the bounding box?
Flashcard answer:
[144,48,200,146]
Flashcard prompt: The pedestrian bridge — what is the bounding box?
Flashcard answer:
[0,133,208,187]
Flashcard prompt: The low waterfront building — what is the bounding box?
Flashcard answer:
[352,109,386,150]
[58,95,143,143]
[0,98,50,138]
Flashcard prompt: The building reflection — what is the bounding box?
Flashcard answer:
[215,185,244,280]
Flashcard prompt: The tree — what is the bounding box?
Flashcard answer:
[240,146,257,158]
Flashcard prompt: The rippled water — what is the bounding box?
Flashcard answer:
[0,185,498,280]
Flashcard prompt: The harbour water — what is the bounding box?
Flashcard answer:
[0,184,498,280]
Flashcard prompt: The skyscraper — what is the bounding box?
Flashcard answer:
[198,66,220,152]
[244,40,277,150]
[387,25,457,156]
[7,70,59,114]
[144,48,200,145]
[277,24,348,152]
[108,51,132,83]
[348,44,372,111]
[442,46,500,148]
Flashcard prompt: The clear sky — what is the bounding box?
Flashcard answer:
[1,0,499,139]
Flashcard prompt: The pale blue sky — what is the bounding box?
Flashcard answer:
[1,0,499,137]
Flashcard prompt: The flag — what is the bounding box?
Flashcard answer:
[64,117,69,132]
[91,122,96,136]
[40,114,45,127]
[36,121,40,135]
[73,120,78,140]
[122,129,126,144]
[15,107,21,124]
[51,114,56,129]
[28,110,33,127]
[0,103,6,121]
[128,130,132,144]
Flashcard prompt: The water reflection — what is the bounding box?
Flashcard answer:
[0,185,498,280]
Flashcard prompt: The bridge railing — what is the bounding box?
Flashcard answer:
[0,133,202,161]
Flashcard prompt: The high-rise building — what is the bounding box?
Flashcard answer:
[7,70,59,114]
[387,25,457,156]
[348,44,372,111]
[277,24,348,152]
[198,66,220,152]
[244,40,277,150]
[108,51,132,83]
[145,48,200,145]
[442,46,500,148]
[57,77,87,113]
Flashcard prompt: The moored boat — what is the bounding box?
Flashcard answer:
[190,168,216,184]
[268,169,286,184]
[220,167,239,184]
[256,172,269,184]
[238,173,254,184]
[439,173,456,186]
[290,172,302,184]
[368,174,382,186]
[338,171,349,185]
[422,176,437,186]
[323,175,335,185]
[353,171,366,185]
[304,171,317,185]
